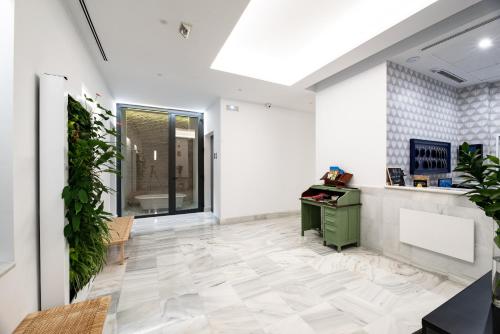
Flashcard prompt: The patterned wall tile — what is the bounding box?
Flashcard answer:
[386,62,460,184]
[387,61,500,185]
[457,83,494,155]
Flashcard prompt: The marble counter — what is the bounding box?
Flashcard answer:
[385,185,469,195]
[361,186,492,283]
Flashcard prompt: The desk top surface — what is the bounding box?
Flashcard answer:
[422,272,500,333]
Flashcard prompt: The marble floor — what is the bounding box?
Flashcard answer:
[88,213,466,334]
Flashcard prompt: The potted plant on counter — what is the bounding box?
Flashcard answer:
[455,142,500,307]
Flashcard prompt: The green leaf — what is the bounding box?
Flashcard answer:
[75,201,83,214]
[72,216,81,231]
[78,189,88,203]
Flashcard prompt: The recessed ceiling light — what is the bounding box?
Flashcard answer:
[211,0,438,85]
[478,38,493,49]
[226,105,239,112]
[157,73,163,77]
[159,19,168,25]
[406,56,420,63]
[179,22,192,39]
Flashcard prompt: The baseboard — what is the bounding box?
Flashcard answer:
[220,210,299,225]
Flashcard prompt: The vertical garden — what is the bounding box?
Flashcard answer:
[63,95,122,298]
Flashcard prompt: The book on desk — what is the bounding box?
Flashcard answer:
[300,185,361,251]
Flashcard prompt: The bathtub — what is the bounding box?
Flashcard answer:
[135,193,186,211]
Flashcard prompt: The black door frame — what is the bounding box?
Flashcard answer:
[116,103,204,218]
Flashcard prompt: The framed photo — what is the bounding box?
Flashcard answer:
[386,168,405,186]
[413,175,429,188]
[438,178,452,188]
[413,179,428,187]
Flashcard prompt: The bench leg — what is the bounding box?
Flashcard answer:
[120,243,125,265]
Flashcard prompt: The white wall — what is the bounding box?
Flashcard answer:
[0,0,15,265]
[0,0,113,332]
[204,99,222,218]
[316,62,387,187]
[219,99,315,221]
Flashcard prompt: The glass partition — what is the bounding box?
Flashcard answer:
[119,106,203,217]
[121,109,170,216]
[175,115,199,211]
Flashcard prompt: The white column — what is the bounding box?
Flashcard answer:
[39,74,70,309]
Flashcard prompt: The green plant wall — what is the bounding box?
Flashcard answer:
[62,95,122,298]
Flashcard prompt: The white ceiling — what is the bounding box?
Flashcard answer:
[211,0,439,86]
[391,10,500,87]
[65,0,315,112]
[64,0,481,112]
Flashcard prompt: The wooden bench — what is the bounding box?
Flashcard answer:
[107,216,134,265]
[14,296,111,334]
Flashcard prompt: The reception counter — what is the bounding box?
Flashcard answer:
[385,185,469,195]
[360,186,491,283]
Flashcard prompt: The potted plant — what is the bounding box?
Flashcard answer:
[455,142,500,307]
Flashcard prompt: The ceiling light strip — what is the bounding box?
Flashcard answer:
[79,0,108,61]
[421,14,500,52]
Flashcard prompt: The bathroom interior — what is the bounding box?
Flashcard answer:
[120,107,202,217]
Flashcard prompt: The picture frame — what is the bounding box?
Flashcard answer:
[386,167,405,186]
[438,178,453,188]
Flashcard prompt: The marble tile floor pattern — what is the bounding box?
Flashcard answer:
[88,213,466,334]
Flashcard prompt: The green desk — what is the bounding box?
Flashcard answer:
[300,185,361,251]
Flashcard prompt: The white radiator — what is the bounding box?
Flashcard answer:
[400,208,474,263]
[40,74,69,309]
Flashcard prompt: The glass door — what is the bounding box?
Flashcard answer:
[118,106,203,217]
[121,109,170,216]
[174,115,200,212]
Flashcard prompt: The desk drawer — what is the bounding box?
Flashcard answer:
[324,225,338,244]
[324,207,337,217]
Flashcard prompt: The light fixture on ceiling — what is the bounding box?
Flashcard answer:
[179,22,192,39]
[211,0,438,85]
[478,38,493,49]
[406,56,420,63]
[159,19,168,25]
[226,105,239,112]
[153,150,157,161]
[176,128,196,139]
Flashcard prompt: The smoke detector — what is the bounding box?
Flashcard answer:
[179,22,192,39]
[264,103,272,109]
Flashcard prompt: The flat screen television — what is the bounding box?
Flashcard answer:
[410,139,451,175]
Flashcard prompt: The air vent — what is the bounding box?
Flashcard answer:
[431,69,466,83]
[79,0,108,61]
[421,14,500,52]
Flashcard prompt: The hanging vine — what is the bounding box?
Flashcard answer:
[62,95,122,298]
